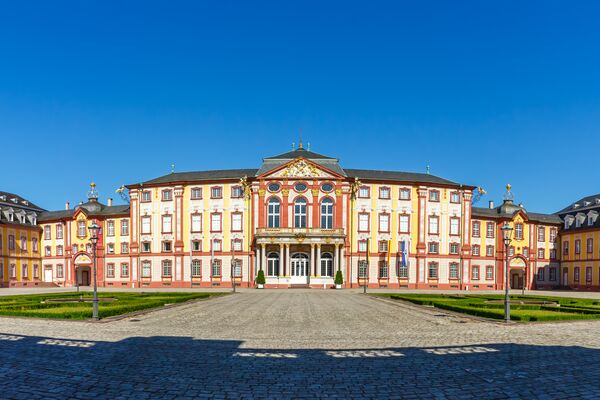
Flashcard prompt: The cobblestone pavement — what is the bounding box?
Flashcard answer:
[1,290,600,399]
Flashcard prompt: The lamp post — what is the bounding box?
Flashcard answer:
[363,237,370,294]
[88,221,101,321]
[231,237,237,293]
[501,223,513,323]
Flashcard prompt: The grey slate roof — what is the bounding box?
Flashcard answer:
[132,169,259,186]
[472,204,561,224]
[0,191,44,212]
[556,193,600,214]
[264,148,336,160]
[257,147,347,177]
[344,169,460,186]
[39,203,130,222]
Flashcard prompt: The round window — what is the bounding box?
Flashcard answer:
[294,182,307,192]
[321,183,334,192]
[268,183,280,192]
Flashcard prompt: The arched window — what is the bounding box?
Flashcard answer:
[320,252,333,277]
[267,198,280,228]
[320,198,334,229]
[267,252,279,276]
[294,198,307,228]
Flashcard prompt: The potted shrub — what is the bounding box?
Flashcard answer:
[256,270,266,289]
[334,270,343,289]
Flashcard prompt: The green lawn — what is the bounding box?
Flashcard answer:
[375,293,600,322]
[0,291,225,320]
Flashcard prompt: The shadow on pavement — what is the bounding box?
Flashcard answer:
[1,332,598,399]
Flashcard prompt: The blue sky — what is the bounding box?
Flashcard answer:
[1,1,599,213]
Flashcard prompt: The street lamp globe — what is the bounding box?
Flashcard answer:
[88,221,101,244]
[501,223,513,246]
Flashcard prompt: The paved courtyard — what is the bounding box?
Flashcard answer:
[1,290,600,399]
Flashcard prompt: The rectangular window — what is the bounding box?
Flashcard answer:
[471,265,480,280]
[399,215,410,233]
[162,241,172,252]
[399,188,411,200]
[515,223,524,240]
[211,213,222,232]
[121,220,129,236]
[22,264,28,279]
[379,187,390,199]
[575,240,581,255]
[449,263,459,279]
[397,259,408,278]
[509,246,515,257]
[586,266,592,283]
[56,224,63,239]
[378,214,390,232]
[486,265,494,280]
[231,213,243,232]
[450,192,460,203]
[72,244,78,254]
[358,240,367,253]
[191,188,202,200]
[56,245,63,256]
[231,186,243,198]
[472,245,480,256]
[33,264,39,279]
[162,190,172,201]
[212,239,222,252]
[587,238,594,254]
[57,264,64,278]
[549,267,557,281]
[191,214,202,232]
[537,268,544,281]
[358,260,368,278]
[162,260,172,277]
[141,216,151,234]
[107,220,115,236]
[192,240,201,251]
[449,243,459,255]
[78,221,86,237]
[549,228,557,242]
[563,241,569,256]
[211,259,222,277]
[428,242,439,254]
[233,259,242,277]
[378,261,388,278]
[211,186,222,199]
[429,190,440,202]
[121,263,129,278]
[486,245,494,257]
[142,261,151,278]
[358,186,370,198]
[428,216,439,235]
[358,213,369,232]
[523,247,529,257]
[486,222,495,238]
[232,239,243,252]
[8,235,15,250]
[142,242,151,252]
[121,243,129,254]
[20,236,27,252]
[107,243,115,254]
[45,246,51,256]
[538,226,545,242]
[192,260,202,277]
[428,262,438,279]
[378,240,389,253]
[472,221,480,238]
[44,226,51,240]
[141,191,152,202]
[162,215,172,233]
[106,263,115,278]
[574,267,580,282]
[538,248,545,259]
[449,217,460,236]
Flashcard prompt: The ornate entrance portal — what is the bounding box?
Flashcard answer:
[290,253,309,284]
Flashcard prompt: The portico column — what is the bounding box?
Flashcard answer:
[285,244,290,276]
[261,243,266,271]
[279,243,284,277]
[316,244,321,277]
[256,246,260,274]
[310,244,315,277]
[336,244,341,272]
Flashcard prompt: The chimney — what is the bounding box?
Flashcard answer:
[489,200,495,209]
[107,198,113,206]
[65,201,70,210]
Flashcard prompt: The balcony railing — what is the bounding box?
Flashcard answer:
[256,227,344,237]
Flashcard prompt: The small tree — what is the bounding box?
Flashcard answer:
[256,270,266,285]
[334,270,343,286]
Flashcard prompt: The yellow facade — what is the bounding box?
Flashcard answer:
[0,223,42,286]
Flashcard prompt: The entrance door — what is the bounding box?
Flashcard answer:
[44,268,53,282]
[81,270,90,286]
[511,271,523,289]
[290,253,309,284]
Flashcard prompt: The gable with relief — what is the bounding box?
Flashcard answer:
[268,159,335,179]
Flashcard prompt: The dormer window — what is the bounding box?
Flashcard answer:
[10,198,17,203]
[573,203,580,209]
[8,213,13,222]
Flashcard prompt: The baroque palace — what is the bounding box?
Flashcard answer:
[1,144,598,290]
